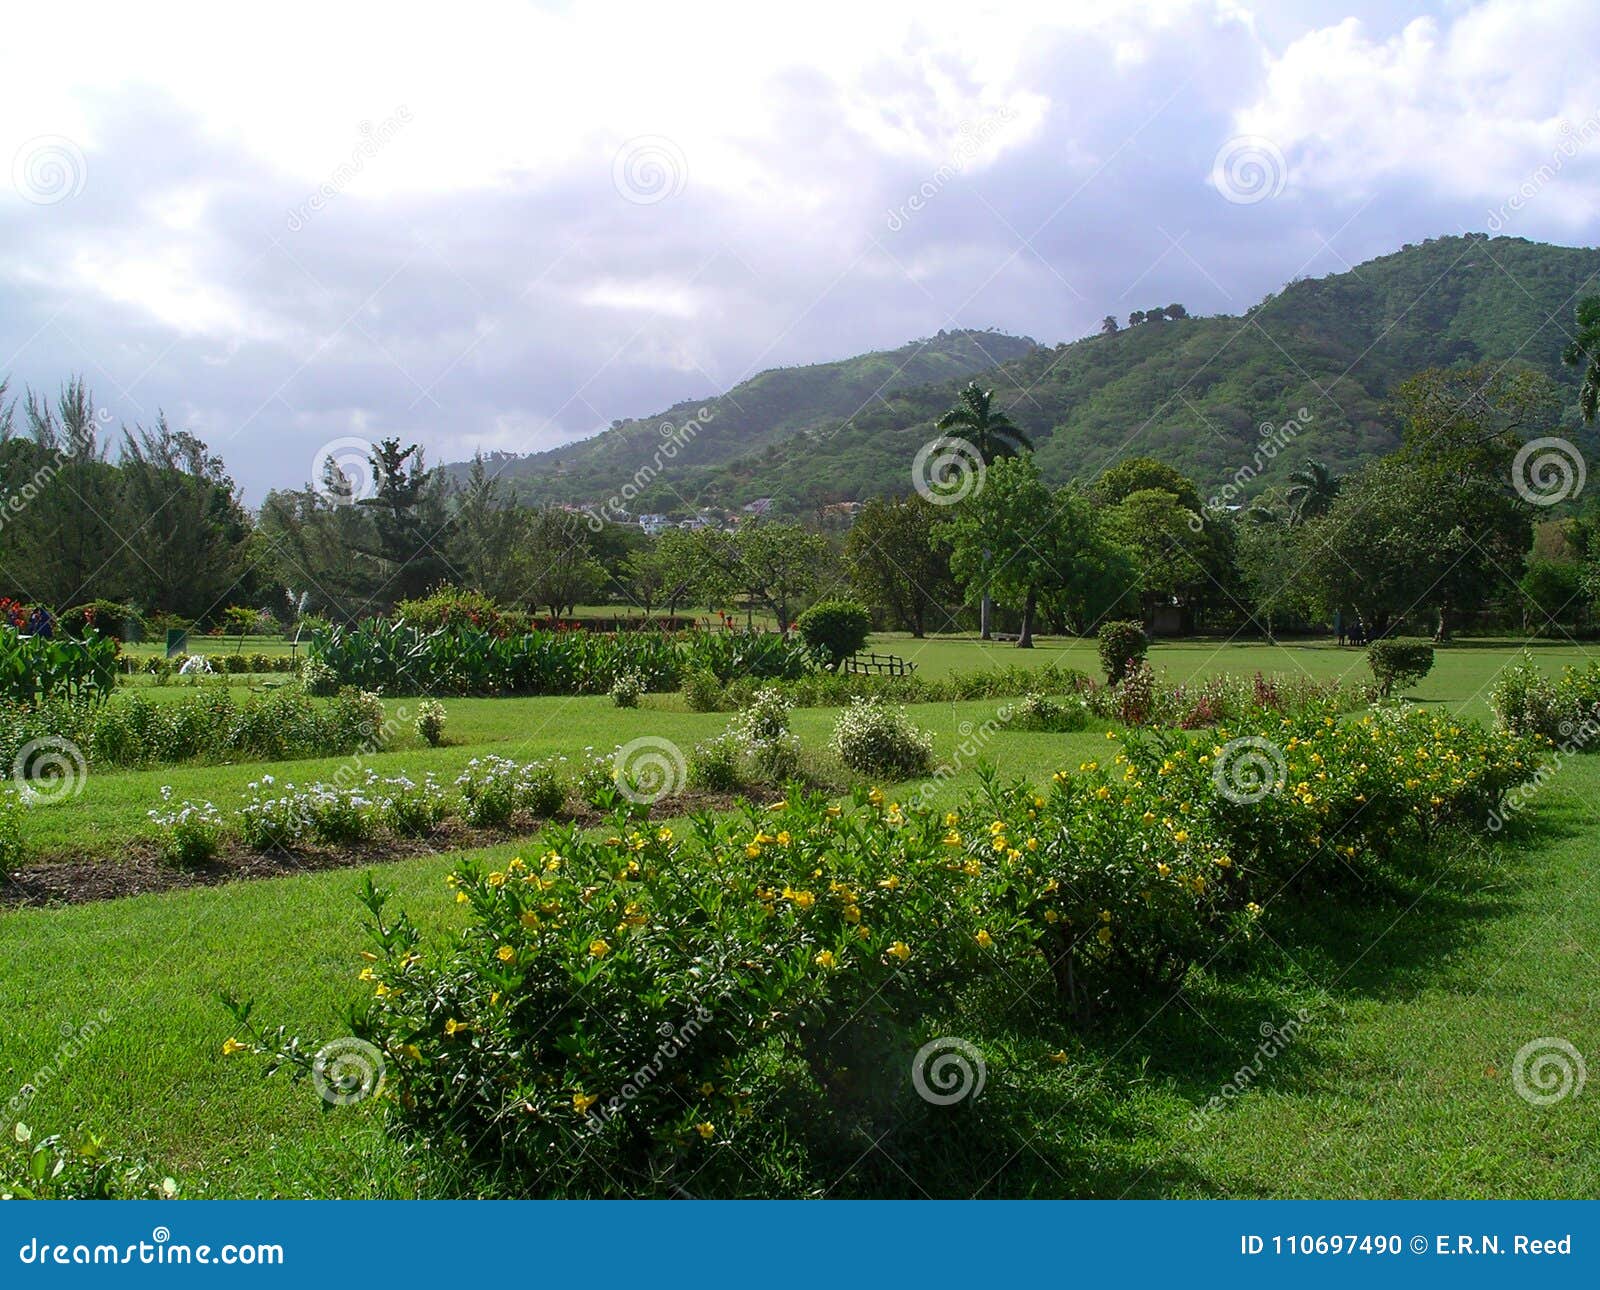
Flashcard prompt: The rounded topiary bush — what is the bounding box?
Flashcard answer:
[1366,641,1434,698]
[60,600,146,642]
[1097,620,1148,685]
[796,599,872,671]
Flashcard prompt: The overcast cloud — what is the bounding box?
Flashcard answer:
[2,0,1597,500]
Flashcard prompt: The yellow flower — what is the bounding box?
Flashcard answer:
[487,871,506,888]
[1094,785,1111,801]
[1214,855,1232,868]
[782,886,815,909]
[573,1091,598,1114]
[769,800,788,812]
[1172,829,1189,844]
[975,930,994,949]
[942,830,963,847]
[519,911,542,930]
[825,805,842,819]
[814,949,837,969]
[842,904,862,924]
[867,787,884,807]
[657,827,673,843]
[221,1037,246,1056]
[1048,1050,1069,1064]
[496,945,516,963]
[589,938,612,959]
[444,1018,467,1036]
[1025,837,1038,851]
[358,966,376,981]
[877,875,899,891]
[1096,925,1112,944]
[455,891,469,904]
[745,844,762,859]
[776,831,792,846]
[695,1121,716,1140]
[888,941,912,962]
[701,1081,716,1095]
[401,1043,422,1061]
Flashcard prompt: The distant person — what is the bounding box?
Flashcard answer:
[1334,609,1344,647]
[27,607,52,639]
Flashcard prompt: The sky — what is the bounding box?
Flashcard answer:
[1,0,1597,501]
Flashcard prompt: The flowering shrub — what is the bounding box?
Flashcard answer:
[610,670,645,708]
[371,772,451,837]
[302,784,377,847]
[454,756,564,828]
[689,734,744,791]
[1491,654,1600,743]
[1011,692,1089,732]
[732,687,801,781]
[225,709,1539,1194]
[831,697,934,779]
[301,659,339,697]
[415,699,447,747]
[147,788,225,866]
[237,776,315,850]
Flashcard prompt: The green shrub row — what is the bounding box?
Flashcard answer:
[309,621,814,696]
[0,687,387,775]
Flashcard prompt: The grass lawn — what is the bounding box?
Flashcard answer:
[3,637,1599,1196]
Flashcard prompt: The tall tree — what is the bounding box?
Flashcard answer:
[844,495,954,637]
[351,439,454,607]
[1562,295,1600,423]
[937,382,1032,637]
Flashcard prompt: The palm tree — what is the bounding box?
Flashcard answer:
[936,382,1032,462]
[936,383,1033,639]
[1562,295,1600,423]
[1285,458,1340,525]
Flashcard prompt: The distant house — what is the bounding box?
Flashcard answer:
[742,498,774,517]
[638,513,671,536]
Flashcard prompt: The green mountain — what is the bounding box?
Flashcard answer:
[452,235,1600,513]
[450,328,1039,508]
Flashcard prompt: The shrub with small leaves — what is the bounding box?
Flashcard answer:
[610,670,645,708]
[1366,641,1434,698]
[795,598,871,670]
[1097,620,1148,685]
[415,699,447,747]
[147,788,225,866]
[680,667,722,713]
[237,775,313,850]
[830,696,934,779]
[1012,692,1089,732]
[688,733,744,791]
